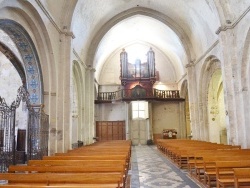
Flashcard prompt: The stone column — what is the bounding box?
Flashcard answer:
[47,92,57,155]
[84,67,95,144]
[148,102,153,140]
[55,32,73,152]
[186,62,200,140]
[124,102,130,140]
[201,102,209,141]
[178,102,186,139]
[219,29,245,146]
[198,102,207,141]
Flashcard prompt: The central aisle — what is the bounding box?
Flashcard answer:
[130,145,200,188]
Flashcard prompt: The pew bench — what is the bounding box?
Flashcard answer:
[43,155,130,167]
[0,184,118,188]
[43,155,127,161]
[0,173,124,188]
[188,151,250,180]
[216,161,250,188]
[8,165,125,174]
[234,168,250,188]
[28,160,126,167]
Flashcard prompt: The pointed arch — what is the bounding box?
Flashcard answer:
[0,19,43,105]
[87,7,195,68]
[198,55,222,141]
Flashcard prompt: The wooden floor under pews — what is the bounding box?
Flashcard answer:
[157,139,250,188]
[0,140,131,188]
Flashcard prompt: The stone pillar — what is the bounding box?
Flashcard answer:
[178,102,186,139]
[186,62,200,140]
[55,32,73,152]
[47,92,57,155]
[201,102,209,141]
[124,102,130,140]
[219,30,245,146]
[198,102,208,141]
[148,102,153,140]
[84,67,95,144]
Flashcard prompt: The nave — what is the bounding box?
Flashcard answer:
[130,145,199,188]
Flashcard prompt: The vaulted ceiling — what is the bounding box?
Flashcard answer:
[45,0,224,84]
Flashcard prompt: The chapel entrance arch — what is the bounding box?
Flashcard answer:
[0,20,48,172]
[207,70,227,144]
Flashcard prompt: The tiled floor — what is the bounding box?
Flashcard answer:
[130,145,200,188]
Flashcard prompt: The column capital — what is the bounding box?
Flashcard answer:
[87,65,96,72]
[185,62,195,68]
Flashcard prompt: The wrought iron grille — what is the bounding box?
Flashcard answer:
[27,106,49,160]
[0,86,49,172]
[0,97,16,173]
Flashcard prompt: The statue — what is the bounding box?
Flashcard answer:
[120,48,128,78]
[147,47,155,77]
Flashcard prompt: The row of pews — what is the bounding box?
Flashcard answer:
[157,139,250,188]
[0,140,132,188]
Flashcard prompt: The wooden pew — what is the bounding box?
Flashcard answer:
[158,139,241,169]
[203,156,250,188]
[156,139,250,188]
[27,160,128,178]
[43,155,130,167]
[0,173,123,187]
[8,165,125,173]
[28,160,126,167]
[43,155,127,161]
[188,150,250,178]
[216,161,250,188]
[0,184,117,188]
[234,168,250,188]
[1,140,131,188]
[55,151,129,157]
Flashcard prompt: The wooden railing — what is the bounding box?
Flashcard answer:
[96,89,182,102]
[154,89,180,99]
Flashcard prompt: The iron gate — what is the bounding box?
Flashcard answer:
[0,86,49,172]
[27,106,49,160]
[0,97,16,173]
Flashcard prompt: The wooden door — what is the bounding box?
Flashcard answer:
[96,121,125,141]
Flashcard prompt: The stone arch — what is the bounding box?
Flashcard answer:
[0,19,43,105]
[198,55,222,141]
[87,7,195,68]
[0,41,25,84]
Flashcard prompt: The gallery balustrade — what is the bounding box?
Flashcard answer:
[96,88,182,103]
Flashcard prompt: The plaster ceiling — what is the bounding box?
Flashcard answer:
[71,0,221,84]
[95,15,186,83]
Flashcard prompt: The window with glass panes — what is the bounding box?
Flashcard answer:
[132,101,148,119]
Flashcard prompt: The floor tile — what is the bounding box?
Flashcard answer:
[130,145,200,188]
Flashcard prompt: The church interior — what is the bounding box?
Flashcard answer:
[0,0,250,187]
